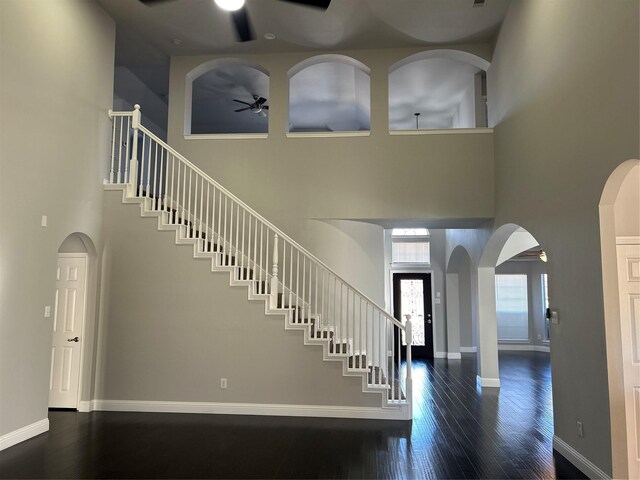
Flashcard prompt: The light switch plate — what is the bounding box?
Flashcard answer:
[44,306,51,318]
[41,215,48,227]
[551,311,559,324]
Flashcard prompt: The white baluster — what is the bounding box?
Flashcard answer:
[241,210,246,278]
[109,114,116,183]
[405,317,413,414]
[199,177,204,239]
[123,117,130,184]
[205,184,210,251]
[118,115,124,184]
[270,233,279,309]
[259,224,264,292]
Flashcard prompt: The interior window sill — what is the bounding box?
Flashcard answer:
[389,127,493,136]
[185,133,268,140]
[286,131,371,138]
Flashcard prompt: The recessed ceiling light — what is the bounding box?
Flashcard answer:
[214,0,245,11]
[171,38,183,46]
[264,33,276,40]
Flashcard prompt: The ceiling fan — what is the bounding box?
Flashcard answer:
[234,95,269,117]
[139,0,332,42]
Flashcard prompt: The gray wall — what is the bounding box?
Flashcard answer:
[488,0,639,474]
[95,192,381,408]
[165,47,495,304]
[0,0,115,437]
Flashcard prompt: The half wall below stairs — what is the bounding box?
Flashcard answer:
[94,190,389,417]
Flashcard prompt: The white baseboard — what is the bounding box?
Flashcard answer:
[91,399,410,420]
[447,352,462,360]
[434,351,447,358]
[78,401,91,412]
[460,346,477,353]
[476,375,500,388]
[0,418,49,451]
[553,435,610,480]
[498,344,550,353]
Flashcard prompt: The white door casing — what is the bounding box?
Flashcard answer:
[617,241,640,480]
[49,254,87,408]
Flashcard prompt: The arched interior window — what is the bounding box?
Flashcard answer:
[190,62,269,134]
[288,57,370,133]
[391,229,430,264]
[389,54,488,131]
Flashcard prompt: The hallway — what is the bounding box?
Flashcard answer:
[0,352,585,479]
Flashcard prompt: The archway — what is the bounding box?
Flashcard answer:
[184,59,270,135]
[389,50,490,131]
[49,233,98,412]
[599,159,640,479]
[288,55,371,133]
[446,245,473,359]
[477,224,546,387]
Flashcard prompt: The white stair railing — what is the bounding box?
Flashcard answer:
[107,105,412,407]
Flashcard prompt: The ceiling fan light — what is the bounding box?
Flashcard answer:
[539,250,548,262]
[214,0,245,11]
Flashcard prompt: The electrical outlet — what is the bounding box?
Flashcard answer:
[537,334,542,340]
[551,311,559,324]
[44,306,51,318]
[577,421,584,438]
[220,378,227,389]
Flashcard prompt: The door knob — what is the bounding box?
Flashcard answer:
[67,337,79,342]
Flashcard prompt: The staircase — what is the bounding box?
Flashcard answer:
[106,105,413,418]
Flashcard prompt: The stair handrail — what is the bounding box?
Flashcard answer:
[109,107,405,331]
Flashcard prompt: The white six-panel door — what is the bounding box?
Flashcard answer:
[49,255,87,408]
[617,241,640,480]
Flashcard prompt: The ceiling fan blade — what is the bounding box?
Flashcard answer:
[235,107,251,112]
[279,0,331,10]
[255,97,268,106]
[233,99,253,106]
[262,105,269,110]
[258,110,267,117]
[231,7,255,42]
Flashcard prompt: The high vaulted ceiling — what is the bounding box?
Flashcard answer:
[100,0,511,132]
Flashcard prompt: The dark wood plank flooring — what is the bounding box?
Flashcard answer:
[0,352,587,479]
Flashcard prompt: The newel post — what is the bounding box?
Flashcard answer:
[127,104,141,197]
[405,315,413,418]
[269,233,279,309]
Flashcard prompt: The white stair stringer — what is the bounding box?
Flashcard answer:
[105,184,409,416]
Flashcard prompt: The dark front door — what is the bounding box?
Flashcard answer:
[392,273,434,359]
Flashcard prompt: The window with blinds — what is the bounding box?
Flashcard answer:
[495,274,529,341]
[392,241,430,264]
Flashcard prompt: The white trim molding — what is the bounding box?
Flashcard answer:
[553,435,611,480]
[91,400,409,420]
[286,131,371,138]
[389,128,493,136]
[0,418,49,451]
[185,133,268,140]
[434,352,447,359]
[460,346,477,353]
[498,344,550,353]
[447,352,462,360]
[78,401,92,412]
[476,376,500,388]
[616,236,640,245]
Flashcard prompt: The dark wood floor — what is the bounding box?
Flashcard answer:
[0,352,586,479]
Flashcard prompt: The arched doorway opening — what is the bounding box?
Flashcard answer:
[599,158,640,479]
[477,224,547,387]
[49,233,97,411]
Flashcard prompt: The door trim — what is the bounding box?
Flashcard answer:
[51,253,89,410]
[389,267,436,358]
